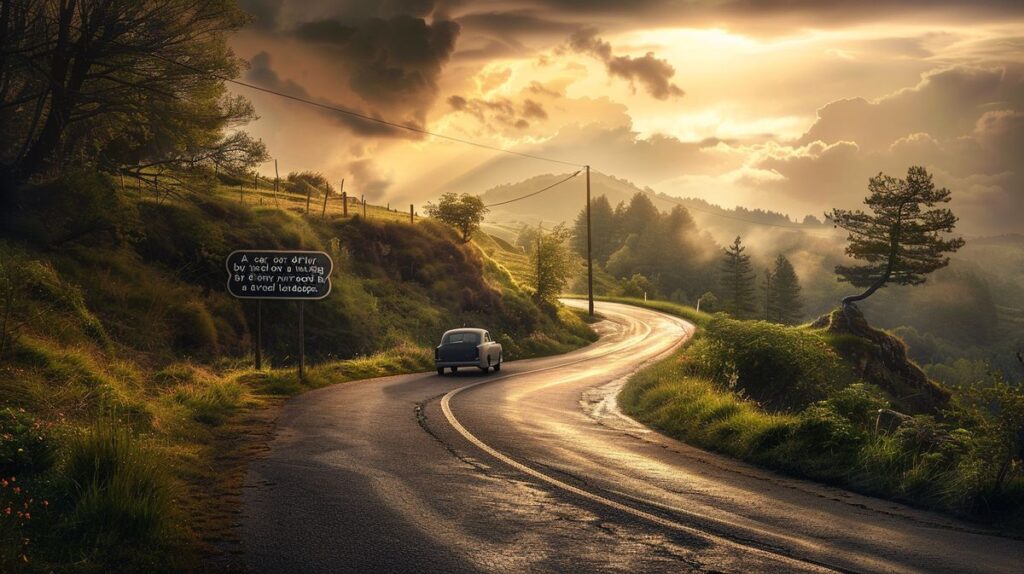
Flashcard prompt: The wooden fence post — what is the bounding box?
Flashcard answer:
[321,184,330,217]
[274,159,280,207]
[362,196,366,218]
[305,185,312,214]
[410,204,414,224]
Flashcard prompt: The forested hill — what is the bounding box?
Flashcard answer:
[478,171,827,234]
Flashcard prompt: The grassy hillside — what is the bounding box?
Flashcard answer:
[0,171,595,572]
[619,301,1023,528]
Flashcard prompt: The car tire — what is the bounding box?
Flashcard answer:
[493,357,501,372]
[451,366,458,374]
[437,367,445,376]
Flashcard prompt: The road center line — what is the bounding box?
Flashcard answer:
[437,303,842,573]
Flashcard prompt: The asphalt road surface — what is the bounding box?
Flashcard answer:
[240,300,1024,573]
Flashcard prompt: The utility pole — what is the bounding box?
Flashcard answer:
[274,159,280,207]
[586,165,594,317]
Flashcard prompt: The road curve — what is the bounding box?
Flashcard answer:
[240,301,1024,573]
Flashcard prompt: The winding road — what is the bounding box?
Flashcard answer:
[240,301,1024,573]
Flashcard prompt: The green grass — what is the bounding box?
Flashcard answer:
[0,171,600,571]
[619,304,1024,527]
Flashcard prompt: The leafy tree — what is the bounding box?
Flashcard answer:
[531,224,574,308]
[514,224,539,255]
[719,236,756,318]
[572,194,618,263]
[697,291,717,312]
[826,166,965,305]
[619,273,655,299]
[0,0,257,182]
[424,192,488,242]
[771,254,803,324]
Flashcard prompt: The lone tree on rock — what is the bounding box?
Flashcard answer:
[425,193,488,242]
[827,166,964,306]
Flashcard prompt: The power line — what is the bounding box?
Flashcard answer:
[484,171,582,207]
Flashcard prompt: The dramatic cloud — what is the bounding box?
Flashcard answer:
[568,29,684,100]
[244,52,407,137]
[293,15,460,118]
[230,1,1024,233]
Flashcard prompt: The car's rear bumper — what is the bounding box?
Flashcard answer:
[435,360,486,369]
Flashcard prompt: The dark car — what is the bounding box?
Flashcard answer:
[435,328,502,375]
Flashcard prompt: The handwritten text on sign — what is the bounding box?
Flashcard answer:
[225,250,333,300]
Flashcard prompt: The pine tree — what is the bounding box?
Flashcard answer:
[827,166,965,305]
[771,254,803,324]
[719,236,756,318]
[572,195,619,263]
[761,268,776,321]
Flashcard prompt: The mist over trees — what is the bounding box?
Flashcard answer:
[572,193,717,304]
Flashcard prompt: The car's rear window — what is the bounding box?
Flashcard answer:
[443,332,480,345]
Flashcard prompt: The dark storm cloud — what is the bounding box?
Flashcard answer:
[456,1,1024,39]
[245,52,409,137]
[294,15,460,114]
[237,0,284,31]
[569,29,684,100]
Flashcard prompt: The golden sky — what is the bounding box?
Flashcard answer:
[229,1,1024,233]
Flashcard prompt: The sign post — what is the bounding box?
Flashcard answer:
[226,250,333,380]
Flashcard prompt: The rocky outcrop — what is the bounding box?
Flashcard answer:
[811,305,950,415]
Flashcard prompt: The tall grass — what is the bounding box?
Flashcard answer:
[63,419,171,546]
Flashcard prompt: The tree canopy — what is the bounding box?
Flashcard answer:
[827,166,965,305]
[531,224,574,308]
[0,0,263,185]
[425,192,488,242]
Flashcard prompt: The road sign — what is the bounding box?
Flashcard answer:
[226,250,333,300]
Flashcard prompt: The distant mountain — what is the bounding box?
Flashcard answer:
[480,171,829,240]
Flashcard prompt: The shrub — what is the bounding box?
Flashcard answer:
[688,317,846,410]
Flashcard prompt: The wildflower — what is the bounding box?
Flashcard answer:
[3,507,10,515]
[41,500,48,508]
[13,487,20,494]
[23,513,29,520]
[1,479,7,487]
